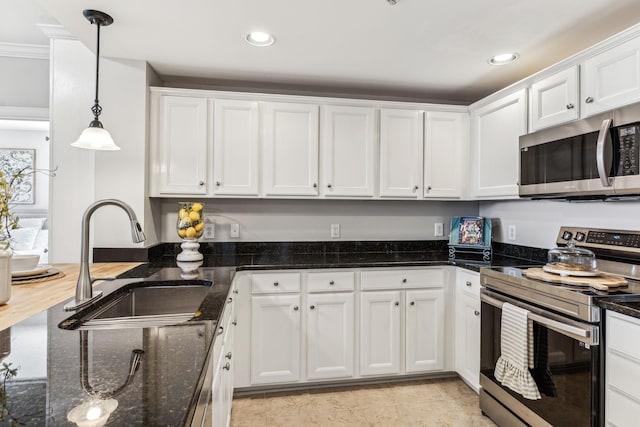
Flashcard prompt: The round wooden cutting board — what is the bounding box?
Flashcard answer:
[523,268,628,291]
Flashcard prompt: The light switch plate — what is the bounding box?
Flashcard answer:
[508,225,516,241]
[230,223,240,238]
[434,222,444,237]
[331,224,340,238]
[204,221,215,239]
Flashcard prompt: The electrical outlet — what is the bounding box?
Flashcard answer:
[508,225,516,241]
[230,223,240,238]
[203,220,215,239]
[331,223,340,238]
[434,222,444,237]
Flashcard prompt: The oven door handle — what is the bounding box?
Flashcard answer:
[481,293,599,345]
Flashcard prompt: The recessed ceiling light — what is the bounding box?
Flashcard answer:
[245,31,275,47]
[487,52,520,66]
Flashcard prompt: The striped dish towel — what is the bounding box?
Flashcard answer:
[494,302,541,400]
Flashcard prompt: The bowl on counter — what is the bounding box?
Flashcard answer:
[11,254,40,273]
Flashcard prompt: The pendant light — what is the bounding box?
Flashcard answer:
[72,10,120,151]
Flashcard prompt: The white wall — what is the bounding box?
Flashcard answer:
[0,57,48,108]
[48,36,148,262]
[480,199,640,249]
[0,123,50,212]
[156,198,479,242]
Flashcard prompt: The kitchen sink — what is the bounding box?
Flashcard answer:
[59,280,212,330]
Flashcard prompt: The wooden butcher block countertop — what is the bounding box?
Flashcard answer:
[0,262,139,331]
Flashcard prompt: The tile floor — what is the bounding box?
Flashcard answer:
[230,377,497,426]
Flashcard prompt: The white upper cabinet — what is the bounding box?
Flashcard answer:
[262,102,319,196]
[581,36,640,117]
[530,65,579,131]
[150,94,209,196]
[423,111,468,199]
[212,99,260,196]
[379,108,424,198]
[470,89,527,199]
[320,105,376,197]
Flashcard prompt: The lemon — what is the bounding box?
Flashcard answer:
[178,228,187,238]
[195,222,205,231]
[189,211,200,221]
[186,227,197,238]
[191,202,203,212]
[179,208,189,219]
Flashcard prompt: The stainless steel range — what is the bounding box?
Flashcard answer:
[479,226,640,427]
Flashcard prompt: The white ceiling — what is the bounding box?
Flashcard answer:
[7,0,640,104]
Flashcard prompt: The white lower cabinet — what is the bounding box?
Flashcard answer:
[306,292,355,380]
[454,270,481,392]
[606,310,640,425]
[250,294,301,384]
[360,290,402,376]
[405,289,445,373]
[211,292,235,427]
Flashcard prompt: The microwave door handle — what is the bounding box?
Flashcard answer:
[596,118,613,187]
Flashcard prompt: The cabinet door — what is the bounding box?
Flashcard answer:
[320,105,376,197]
[306,293,355,380]
[530,66,579,131]
[582,36,640,117]
[211,354,226,427]
[213,99,260,196]
[152,95,208,195]
[379,109,423,198]
[470,89,527,199]
[360,291,401,376]
[251,294,301,384]
[405,289,445,373]
[262,102,319,196]
[424,111,468,199]
[455,293,480,391]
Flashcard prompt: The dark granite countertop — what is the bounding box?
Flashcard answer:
[0,242,545,426]
[598,297,640,319]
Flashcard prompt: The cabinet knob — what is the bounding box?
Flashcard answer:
[228,297,233,303]
[232,320,237,326]
[402,278,407,283]
[198,181,205,186]
[585,97,594,104]
[394,301,400,306]
[310,305,315,310]
[293,306,299,311]
[566,103,575,109]
[410,301,415,306]
[413,185,419,191]
[329,280,335,285]
[223,362,231,371]
[427,186,432,191]
[217,326,224,335]
[233,289,239,294]
[466,281,472,287]
[474,310,480,316]
[216,181,221,186]
[273,282,279,287]
[327,183,332,188]
[313,183,317,188]
[226,352,232,360]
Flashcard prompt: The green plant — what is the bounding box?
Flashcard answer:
[0,362,22,426]
[0,167,29,244]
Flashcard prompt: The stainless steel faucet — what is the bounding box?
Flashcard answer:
[64,199,145,311]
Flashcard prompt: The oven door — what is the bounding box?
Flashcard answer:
[479,290,602,427]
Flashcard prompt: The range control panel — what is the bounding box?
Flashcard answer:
[557,226,640,254]
[616,124,640,176]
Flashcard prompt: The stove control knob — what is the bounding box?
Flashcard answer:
[562,231,573,241]
[574,232,586,242]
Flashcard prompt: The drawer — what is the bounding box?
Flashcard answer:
[456,270,480,296]
[252,272,301,293]
[607,312,640,358]
[607,351,640,401]
[307,271,354,292]
[361,269,445,290]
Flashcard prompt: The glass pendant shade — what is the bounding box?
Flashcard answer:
[72,125,120,151]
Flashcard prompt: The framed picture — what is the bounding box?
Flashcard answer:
[0,148,36,204]
[458,216,485,246]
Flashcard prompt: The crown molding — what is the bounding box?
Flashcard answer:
[0,106,49,121]
[37,24,74,40]
[0,43,48,60]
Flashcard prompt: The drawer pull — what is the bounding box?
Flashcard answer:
[310,305,315,310]
[226,352,232,360]
[410,301,415,306]
[223,362,230,371]
[199,181,205,186]
[474,310,480,316]
[293,306,299,311]
[394,301,400,306]
[585,96,594,104]
[273,282,279,287]
[566,103,575,109]
[466,281,472,287]
[329,280,335,285]
[402,278,407,283]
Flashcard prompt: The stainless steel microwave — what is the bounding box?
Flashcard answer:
[519,102,640,199]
